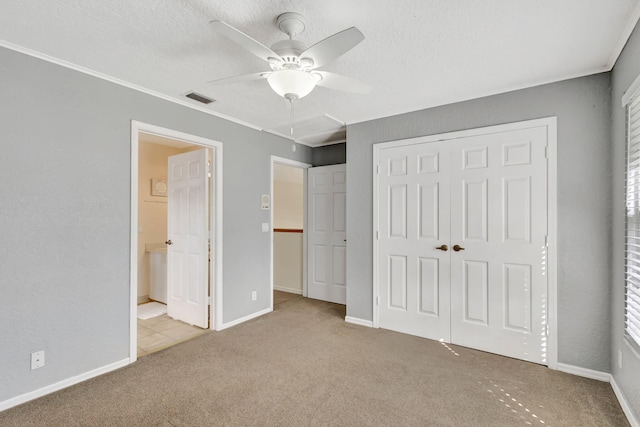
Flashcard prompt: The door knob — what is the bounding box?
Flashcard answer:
[436,244,448,251]
[453,244,465,252]
[165,240,173,245]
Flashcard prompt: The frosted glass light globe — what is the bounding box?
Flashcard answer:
[267,69,316,99]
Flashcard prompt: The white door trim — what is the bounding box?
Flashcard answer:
[270,156,312,309]
[372,117,558,369]
[130,121,224,363]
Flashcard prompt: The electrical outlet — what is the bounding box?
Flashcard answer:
[618,349,623,370]
[31,351,45,370]
[251,291,257,301]
[261,223,269,232]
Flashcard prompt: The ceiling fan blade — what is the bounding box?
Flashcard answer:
[207,72,269,86]
[314,71,372,94]
[210,20,279,62]
[301,27,364,69]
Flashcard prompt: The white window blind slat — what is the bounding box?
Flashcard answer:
[625,317,640,341]
[626,294,640,312]
[626,264,640,280]
[625,91,640,351]
[624,264,640,278]
[625,157,640,170]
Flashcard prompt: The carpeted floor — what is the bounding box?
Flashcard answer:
[273,289,302,306]
[0,294,629,426]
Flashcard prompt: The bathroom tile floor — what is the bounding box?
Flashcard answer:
[137,313,208,357]
[137,291,298,357]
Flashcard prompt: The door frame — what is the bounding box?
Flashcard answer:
[270,156,312,308]
[372,117,558,369]
[130,121,223,363]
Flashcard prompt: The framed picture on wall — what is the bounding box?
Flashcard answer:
[151,178,168,197]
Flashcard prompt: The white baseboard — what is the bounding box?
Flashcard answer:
[611,376,640,427]
[0,358,130,412]
[274,286,303,295]
[557,363,639,426]
[556,363,611,382]
[217,307,272,331]
[345,316,374,328]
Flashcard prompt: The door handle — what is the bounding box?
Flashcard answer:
[436,244,448,251]
[453,244,465,252]
[165,240,173,245]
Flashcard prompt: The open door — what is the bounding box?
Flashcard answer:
[166,148,209,328]
[307,164,347,304]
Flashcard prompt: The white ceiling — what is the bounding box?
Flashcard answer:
[1,1,639,147]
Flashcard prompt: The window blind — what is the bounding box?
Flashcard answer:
[625,92,640,350]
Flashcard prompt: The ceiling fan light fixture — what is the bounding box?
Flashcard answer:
[267,69,316,99]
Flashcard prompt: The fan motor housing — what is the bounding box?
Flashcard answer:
[271,39,306,62]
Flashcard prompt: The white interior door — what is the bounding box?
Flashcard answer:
[167,148,209,328]
[307,164,347,304]
[376,124,549,364]
[378,143,451,341]
[449,127,548,363]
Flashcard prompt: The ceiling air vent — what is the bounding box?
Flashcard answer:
[185,92,215,104]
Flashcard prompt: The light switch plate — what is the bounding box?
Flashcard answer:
[261,223,269,232]
[261,194,270,210]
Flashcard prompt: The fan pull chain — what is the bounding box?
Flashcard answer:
[284,93,297,152]
[290,96,295,136]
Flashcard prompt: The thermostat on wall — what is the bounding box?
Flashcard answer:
[261,194,270,210]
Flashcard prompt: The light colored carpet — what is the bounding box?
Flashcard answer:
[137,302,167,320]
[273,289,302,306]
[0,296,629,426]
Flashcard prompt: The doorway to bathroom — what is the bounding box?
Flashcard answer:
[130,121,223,361]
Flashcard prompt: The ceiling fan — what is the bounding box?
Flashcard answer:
[208,12,372,101]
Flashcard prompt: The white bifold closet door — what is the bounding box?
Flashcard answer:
[377,125,549,364]
[378,141,452,341]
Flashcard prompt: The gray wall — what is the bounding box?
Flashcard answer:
[312,142,346,166]
[346,73,612,372]
[0,46,311,402]
[611,21,640,419]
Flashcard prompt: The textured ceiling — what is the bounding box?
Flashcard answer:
[1,1,639,146]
